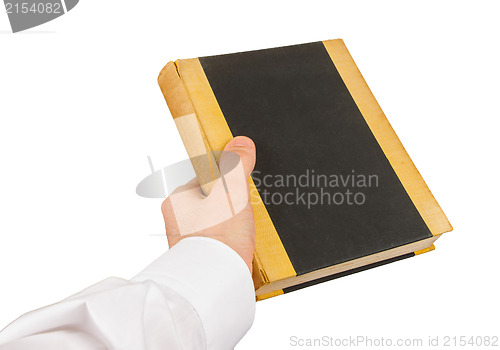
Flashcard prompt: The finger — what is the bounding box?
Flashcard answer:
[220,136,256,179]
[217,136,256,214]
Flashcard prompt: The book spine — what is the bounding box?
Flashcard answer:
[252,251,268,291]
[157,61,220,195]
[158,60,269,294]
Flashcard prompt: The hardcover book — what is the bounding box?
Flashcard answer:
[158,39,452,300]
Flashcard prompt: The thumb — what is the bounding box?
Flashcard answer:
[220,136,256,179]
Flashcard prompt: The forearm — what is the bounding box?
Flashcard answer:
[0,237,255,350]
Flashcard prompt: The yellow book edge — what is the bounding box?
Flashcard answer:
[256,244,437,301]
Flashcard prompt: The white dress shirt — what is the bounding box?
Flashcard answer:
[0,237,256,350]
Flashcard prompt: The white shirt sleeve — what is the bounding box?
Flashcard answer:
[0,237,256,350]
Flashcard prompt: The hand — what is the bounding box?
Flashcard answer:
[161,136,257,273]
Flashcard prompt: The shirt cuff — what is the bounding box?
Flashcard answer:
[131,236,256,350]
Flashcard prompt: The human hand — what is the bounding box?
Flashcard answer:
[161,136,257,273]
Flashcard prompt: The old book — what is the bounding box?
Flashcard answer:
[158,39,452,300]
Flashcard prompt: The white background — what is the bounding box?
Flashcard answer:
[1,1,499,349]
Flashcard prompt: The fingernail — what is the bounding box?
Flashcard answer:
[228,136,254,148]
